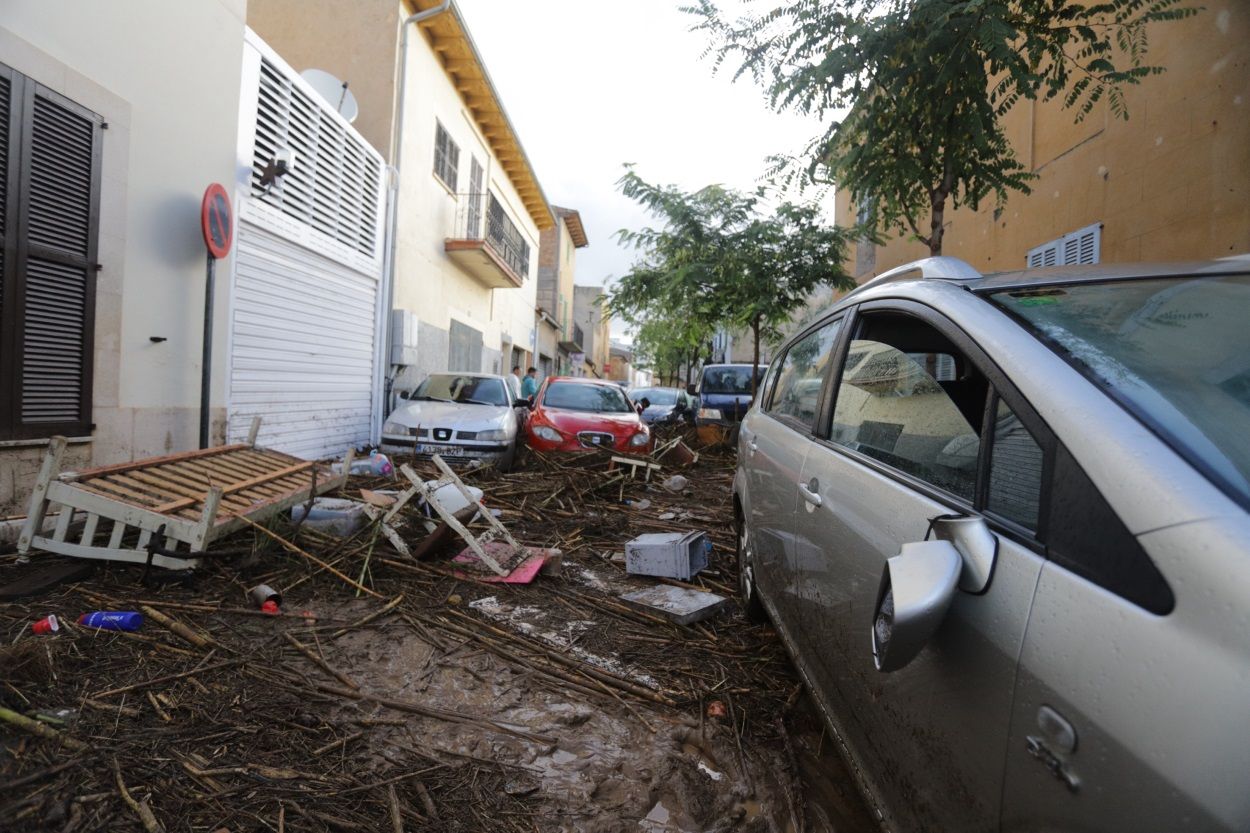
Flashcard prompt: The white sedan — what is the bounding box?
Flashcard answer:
[381,373,525,471]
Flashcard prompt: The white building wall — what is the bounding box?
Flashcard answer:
[0,0,246,512]
[390,29,540,386]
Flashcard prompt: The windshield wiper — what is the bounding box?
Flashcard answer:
[462,399,499,406]
[415,395,455,403]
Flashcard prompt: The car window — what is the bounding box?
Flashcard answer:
[989,275,1250,508]
[986,395,1044,530]
[414,375,508,406]
[767,319,842,431]
[542,381,632,413]
[831,334,983,502]
[701,366,764,395]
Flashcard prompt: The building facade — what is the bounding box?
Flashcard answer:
[0,0,249,514]
[537,205,588,378]
[572,284,611,378]
[837,5,1249,279]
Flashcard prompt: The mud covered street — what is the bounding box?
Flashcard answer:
[1,436,876,832]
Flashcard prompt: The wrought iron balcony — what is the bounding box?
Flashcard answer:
[445,192,530,289]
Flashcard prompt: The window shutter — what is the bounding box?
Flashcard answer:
[251,58,381,258]
[1026,240,1059,268]
[0,70,11,339]
[16,86,101,434]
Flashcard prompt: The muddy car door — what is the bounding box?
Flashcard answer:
[738,317,844,616]
[794,302,1048,831]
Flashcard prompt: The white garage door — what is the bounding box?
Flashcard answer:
[227,221,377,459]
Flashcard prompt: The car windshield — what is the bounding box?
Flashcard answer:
[543,381,633,413]
[412,375,508,406]
[630,388,678,406]
[989,274,1250,504]
[701,366,763,395]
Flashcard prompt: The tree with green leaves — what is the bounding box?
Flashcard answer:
[608,167,855,394]
[689,0,1196,256]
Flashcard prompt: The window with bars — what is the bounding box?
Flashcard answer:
[1027,223,1101,268]
[486,193,530,280]
[0,62,102,440]
[466,156,483,236]
[433,121,459,192]
[250,58,382,258]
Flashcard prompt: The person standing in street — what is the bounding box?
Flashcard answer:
[521,367,539,400]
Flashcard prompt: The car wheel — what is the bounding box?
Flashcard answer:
[737,507,768,623]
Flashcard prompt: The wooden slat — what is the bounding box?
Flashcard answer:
[107,520,125,548]
[64,444,251,481]
[80,513,99,546]
[131,470,254,514]
[237,448,305,471]
[196,456,269,483]
[109,473,181,503]
[82,478,163,508]
[202,453,272,477]
[152,461,313,514]
[135,466,255,511]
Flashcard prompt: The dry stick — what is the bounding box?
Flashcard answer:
[387,783,404,833]
[282,631,359,690]
[415,782,437,820]
[0,706,88,751]
[234,514,383,599]
[139,605,216,649]
[331,594,405,639]
[0,758,82,792]
[312,730,365,757]
[437,610,676,706]
[312,681,553,745]
[92,659,244,698]
[113,758,165,833]
[146,691,171,722]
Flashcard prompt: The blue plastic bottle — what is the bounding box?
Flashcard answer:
[77,611,144,631]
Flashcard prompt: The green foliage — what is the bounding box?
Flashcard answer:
[608,167,856,389]
[688,0,1197,254]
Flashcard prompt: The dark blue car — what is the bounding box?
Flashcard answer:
[692,363,767,425]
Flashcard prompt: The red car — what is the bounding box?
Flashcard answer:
[525,377,652,453]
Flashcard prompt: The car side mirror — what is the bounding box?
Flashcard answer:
[931,515,998,594]
[872,540,962,673]
[685,383,697,396]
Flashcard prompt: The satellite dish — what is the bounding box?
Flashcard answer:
[301,68,359,124]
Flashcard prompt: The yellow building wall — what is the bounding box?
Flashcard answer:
[839,4,1250,278]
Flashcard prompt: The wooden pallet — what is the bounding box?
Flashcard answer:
[17,423,353,570]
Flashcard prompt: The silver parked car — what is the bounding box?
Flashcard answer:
[382,372,525,470]
[733,255,1250,832]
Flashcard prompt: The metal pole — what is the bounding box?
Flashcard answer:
[200,252,215,449]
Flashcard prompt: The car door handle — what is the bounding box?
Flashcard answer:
[798,481,822,507]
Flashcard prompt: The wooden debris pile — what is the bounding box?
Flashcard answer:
[0,427,875,832]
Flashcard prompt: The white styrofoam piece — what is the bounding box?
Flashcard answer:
[619,584,728,625]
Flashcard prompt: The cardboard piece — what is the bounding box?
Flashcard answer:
[619,584,728,625]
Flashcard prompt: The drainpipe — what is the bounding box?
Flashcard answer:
[378,0,452,434]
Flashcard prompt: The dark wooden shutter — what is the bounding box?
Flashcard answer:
[0,66,102,440]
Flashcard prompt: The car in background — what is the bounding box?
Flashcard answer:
[692,363,767,425]
[381,372,526,470]
[733,255,1250,832]
[525,377,652,453]
[628,386,696,425]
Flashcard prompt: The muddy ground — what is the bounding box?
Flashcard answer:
[0,437,877,832]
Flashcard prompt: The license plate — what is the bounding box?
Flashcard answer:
[418,444,462,456]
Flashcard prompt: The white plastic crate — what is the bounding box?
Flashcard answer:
[625,530,709,580]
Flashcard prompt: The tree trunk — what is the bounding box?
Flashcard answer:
[750,315,761,398]
[928,191,947,256]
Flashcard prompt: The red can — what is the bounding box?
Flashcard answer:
[31,614,60,635]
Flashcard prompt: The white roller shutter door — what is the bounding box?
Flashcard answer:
[228,222,377,459]
[228,40,387,459]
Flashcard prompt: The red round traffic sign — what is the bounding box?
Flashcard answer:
[200,183,233,259]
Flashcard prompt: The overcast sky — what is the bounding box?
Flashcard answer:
[455,0,833,338]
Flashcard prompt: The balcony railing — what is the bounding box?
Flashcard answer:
[446,192,530,288]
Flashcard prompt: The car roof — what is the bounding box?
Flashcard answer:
[426,371,504,381]
[544,376,620,387]
[850,254,1250,299]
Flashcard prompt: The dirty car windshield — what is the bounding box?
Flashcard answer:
[414,375,508,406]
[702,367,761,395]
[989,274,1250,505]
[543,382,632,413]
